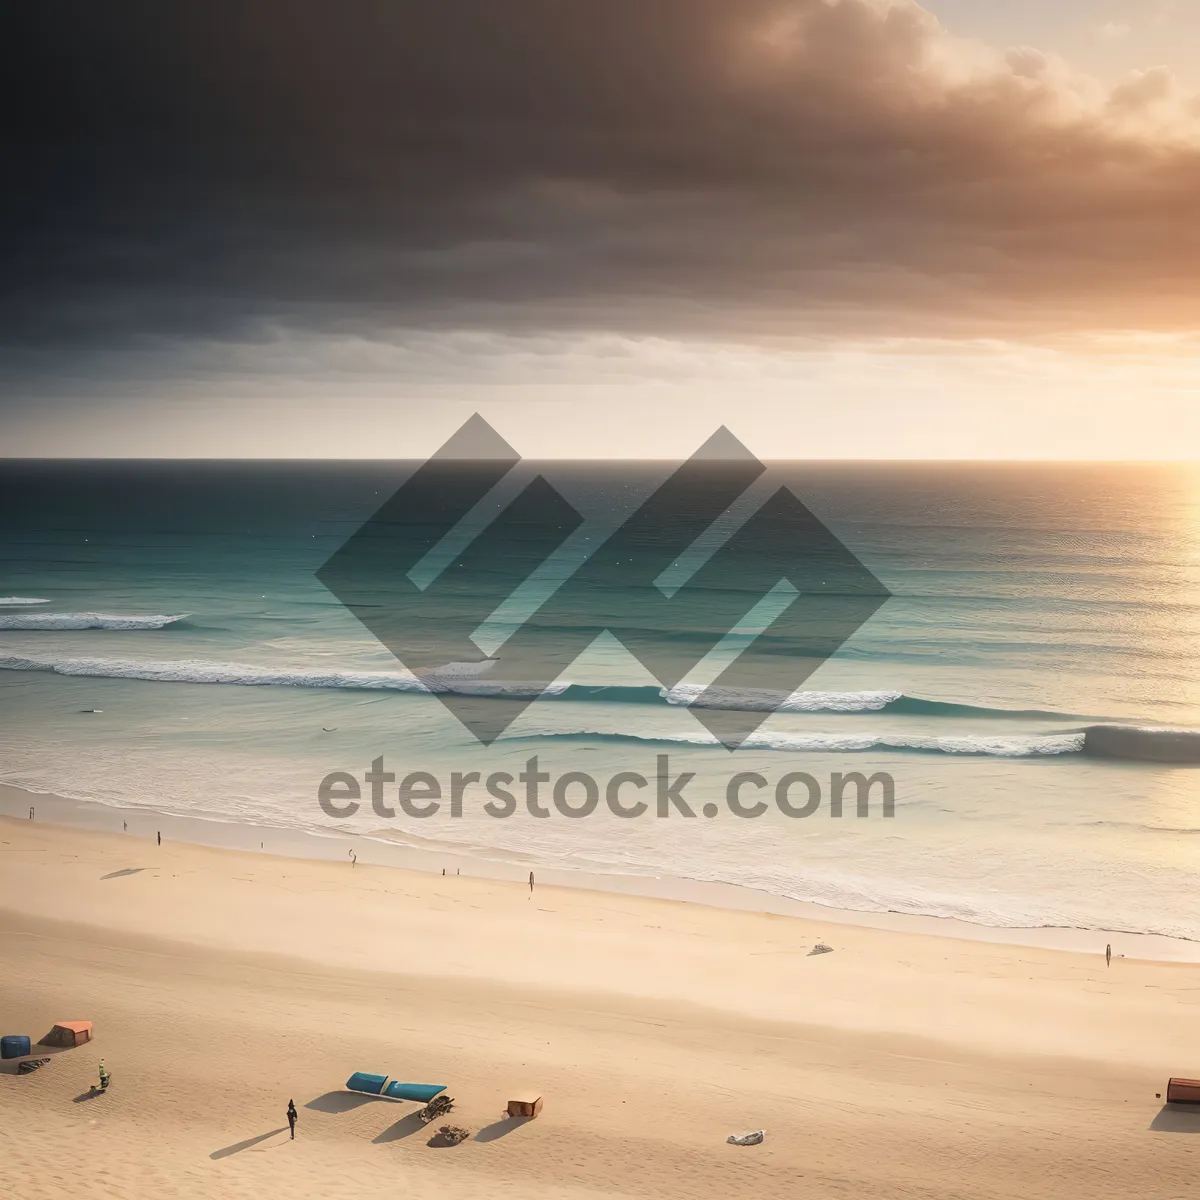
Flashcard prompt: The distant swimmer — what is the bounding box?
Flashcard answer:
[322,727,337,732]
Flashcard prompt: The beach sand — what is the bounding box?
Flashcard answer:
[1,815,1198,1199]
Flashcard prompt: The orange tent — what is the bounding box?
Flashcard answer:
[40,1021,92,1048]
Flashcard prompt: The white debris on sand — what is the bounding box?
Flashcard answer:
[727,1130,765,1146]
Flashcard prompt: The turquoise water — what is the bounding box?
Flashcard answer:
[1,461,1198,938]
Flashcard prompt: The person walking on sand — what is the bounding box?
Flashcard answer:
[529,870,535,893]
[287,1099,297,1139]
[1106,943,1112,968]
[98,1060,109,1091]
[157,830,161,846]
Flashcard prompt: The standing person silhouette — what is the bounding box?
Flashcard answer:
[287,1099,297,1139]
[529,871,535,894]
[157,831,161,846]
[1106,943,1112,968]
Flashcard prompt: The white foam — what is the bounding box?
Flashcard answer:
[0,597,52,606]
[663,684,902,712]
[0,612,189,630]
[526,728,1086,757]
[0,651,568,696]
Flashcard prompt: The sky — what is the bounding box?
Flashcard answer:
[3,0,1200,459]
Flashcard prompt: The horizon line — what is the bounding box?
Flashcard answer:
[3,456,1199,466]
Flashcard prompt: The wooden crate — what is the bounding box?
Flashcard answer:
[507,1094,543,1119]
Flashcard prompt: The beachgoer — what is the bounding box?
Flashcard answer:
[1106,943,1112,968]
[287,1098,297,1139]
[123,820,127,832]
[98,1060,109,1090]
[529,871,535,893]
[349,850,356,867]
[157,831,161,846]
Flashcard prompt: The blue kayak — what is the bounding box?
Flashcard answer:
[346,1072,388,1095]
[346,1073,445,1104]
[383,1081,446,1103]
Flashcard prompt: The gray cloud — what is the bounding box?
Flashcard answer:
[4,0,1200,380]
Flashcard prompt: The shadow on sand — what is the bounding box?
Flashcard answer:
[373,1111,426,1143]
[210,1128,289,1159]
[101,868,148,880]
[1150,1106,1200,1133]
[427,1130,468,1148]
[1,1060,43,1078]
[1,1043,76,1076]
[306,1091,377,1114]
[475,1115,530,1143]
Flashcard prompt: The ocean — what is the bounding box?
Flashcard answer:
[1,460,1198,941]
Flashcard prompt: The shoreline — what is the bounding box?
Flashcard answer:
[4,779,1196,962]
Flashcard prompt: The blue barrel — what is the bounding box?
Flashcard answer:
[1,1036,31,1059]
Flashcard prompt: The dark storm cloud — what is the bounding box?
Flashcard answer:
[4,0,1200,368]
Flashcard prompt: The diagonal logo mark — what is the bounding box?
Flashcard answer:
[318,416,890,748]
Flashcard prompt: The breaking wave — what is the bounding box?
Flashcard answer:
[0,652,563,694]
[0,649,1195,762]
[517,728,1089,758]
[0,597,52,606]
[662,684,902,712]
[0,612,189,630]
[519,724,1200,763]
[0,654,1045,717]
[561,684,1091,721]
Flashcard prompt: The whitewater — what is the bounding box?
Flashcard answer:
[3,645,1198,761]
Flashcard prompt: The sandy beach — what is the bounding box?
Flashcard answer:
[2,813,1198,1200]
